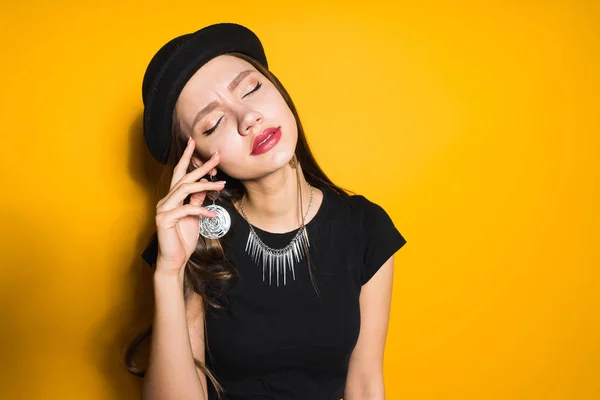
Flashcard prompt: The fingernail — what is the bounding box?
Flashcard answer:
[212,151,219,158]
[217,180,226,185]
[200,178,208,183]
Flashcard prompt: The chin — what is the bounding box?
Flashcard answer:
[257,149,295,175]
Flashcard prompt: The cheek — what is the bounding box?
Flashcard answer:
[211,133,247,167]
[216,151,251,179]
[272,95,290,116]
[262,94,297,131]
[192,141,214,161]
[196,127,239,159]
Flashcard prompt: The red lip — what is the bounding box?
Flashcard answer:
[251,127,282,155]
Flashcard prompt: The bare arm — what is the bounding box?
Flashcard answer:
[344,255,395,400]
[141,138,222,400]
[141,271,208,400]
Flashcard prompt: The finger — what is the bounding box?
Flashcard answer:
[191,155,204,169]
[189,192,207,207]
[156,204,218,228]
[191,156,217,177]
[158,180,226,211]
[170,138,196,189]
[158,179,225,210]
[189,179,209,207]
[173,152,221,189]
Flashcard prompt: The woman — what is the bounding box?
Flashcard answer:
[128,22,406,400]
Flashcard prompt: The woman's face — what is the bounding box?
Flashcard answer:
[174,55,297,180]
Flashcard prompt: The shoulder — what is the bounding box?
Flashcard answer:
[322,188,402,239]
[347,194,398,236]
[327,189,391,222]
[347,193,387,214]
[339,193,406,285]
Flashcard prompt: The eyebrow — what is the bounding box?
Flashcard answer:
[190,69,254,132]
[228,69,253,91]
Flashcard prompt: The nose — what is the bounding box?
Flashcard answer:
[238,106,263,136]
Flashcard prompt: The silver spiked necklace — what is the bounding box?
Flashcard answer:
[238,184,314,286]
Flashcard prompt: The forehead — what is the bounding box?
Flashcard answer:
[181,54,256,97]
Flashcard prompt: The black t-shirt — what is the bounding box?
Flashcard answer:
[142,186,406,400]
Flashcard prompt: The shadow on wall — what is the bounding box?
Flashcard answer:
[90,112,164,399]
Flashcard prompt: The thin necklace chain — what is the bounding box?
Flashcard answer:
[239,183,314,245]
[238,184,314,286]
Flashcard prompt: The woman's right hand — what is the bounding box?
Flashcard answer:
[154,137,225,278]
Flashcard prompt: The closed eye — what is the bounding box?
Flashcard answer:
[202,82,261,134]
[203,115,224,135]
[242,82,262,98]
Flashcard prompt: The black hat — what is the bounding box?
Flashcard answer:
[142,23,268,164]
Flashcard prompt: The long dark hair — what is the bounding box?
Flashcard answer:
[125,52,349,396]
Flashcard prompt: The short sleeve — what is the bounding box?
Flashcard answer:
[358,196,407,285]
[141,232,159,268]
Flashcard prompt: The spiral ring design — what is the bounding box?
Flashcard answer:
[199,204,231,239]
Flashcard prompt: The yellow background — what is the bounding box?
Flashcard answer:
[1,1,598,399]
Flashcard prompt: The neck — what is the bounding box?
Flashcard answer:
[239,164,312,233]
